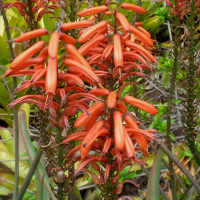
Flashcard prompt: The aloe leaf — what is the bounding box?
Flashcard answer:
[16,148,43,200]
[18,110,56,200]
[147,149,163,200]
[0,128,14,155]
[19,103,30,125]
[36,173,45,200]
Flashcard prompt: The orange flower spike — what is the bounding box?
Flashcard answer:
[59,32,76,44]
[121,3,146,14]
[78,34,106,56]
[48,32,60,59]
[113,34,123,68]
[75,156,105,174]
[30,68,47,83]
[124,115,148,153]
[78,21,108,43]
[74,102,105,128]
[10,41,45,69]
[102,138,112,155]
[67,93,102,102]
[78,6,108,17]
[61,20,93,31]
[116,101,127,114]
[123,96,158,115]
[123,127,135,157]
[8,95,46,108]
[84,110,105,130]
[89,88,109,97]
[102,44,113,61]
[104,164,111,181]
[135,22,144,26]
[81,120,104,158]
[5,57,44,76]
[129,25,153,47]
[116,12,130,32]
[82,127,109,151]
[34,47,48,70]
[64,59,100,83]
[137,26,151,38]
[125,40,156,62]
[107,91,117,109]
[59,73,84,87]
[45,58,57,95]
[113,111,125,151]
[65,44,93,70]
[124,114,139,129]
[62,131,87,144]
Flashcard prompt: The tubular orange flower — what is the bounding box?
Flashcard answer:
[113,111,125,151]
[48,32,60,59]
[78,21,108,43]
[107,91,117,109]
[116,12,130,32]
[113,34,123,68]
[61,20,93,31]
[64,59,100,83]
[78,6,108,17]
[15,28,48,42]
[74,102,105,128]
[10,41,45,69]
[65,44,93,70]
[59,32,76,44]
[121,3,146,14]
[123,96,158,115]
[45,58,57,95]
[129,25,153,47]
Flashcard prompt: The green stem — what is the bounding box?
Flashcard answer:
[182,0,200,165]
[0,2,19,199]
[16,148,43,200]
[165,15,181,200]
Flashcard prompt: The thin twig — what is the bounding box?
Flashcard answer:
[162,159,187,191]
[155,140,200,193]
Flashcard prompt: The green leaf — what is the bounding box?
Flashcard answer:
[147,149,163,200]
[0,186,12,195]
[0,146,29,178]
[0,172,33,193]
[0,34,10,65]
[0,128,14,154]
[0,82,12,109]
[42,13,59,32]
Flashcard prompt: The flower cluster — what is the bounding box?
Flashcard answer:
[165,0,200,19]
[5,2,158,194]
[2,0,59,23]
